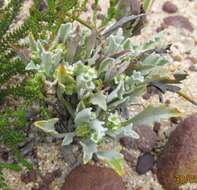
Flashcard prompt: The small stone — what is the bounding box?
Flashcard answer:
[134,125,157,152]
[189,65,197,72]
[163,16,194,32]
[119,137,135,149]
[61,165,125,190]
[136,153,155,175]
[171,54,183,62]
[21,170,37,184]
[120,149,135,164]
[162,1,178,13]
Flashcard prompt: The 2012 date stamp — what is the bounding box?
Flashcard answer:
[175,175,197,185]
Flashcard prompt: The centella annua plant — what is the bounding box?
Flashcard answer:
[26,20,183,175]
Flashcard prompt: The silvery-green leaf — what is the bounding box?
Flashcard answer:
[87,46,102,65]
[52,49,62,67]
[124,85,146,102]
[62,132,75,146]
[142,53,167,66]
[115,125,140,139]
[34,118,59,135]
[146,68,174,82]
[90,92,107,111]
[56,23,73,43]
[114,28,125,44]
[142,33,163,50]
[40,50,52,74]
[90,119,107,142]
[123,105,182,126]
[98,58,114,75]
[108,97,130,110]
[123,38,133,50]
[25,61,40,71]
[73,61,85,75]
[131,63,155,74]
[80,141,97,164]
[105,35,123,55]
[75,108,92,125]
[36,40,44,54]
[107,81,124,103]
[132,70,144,82]
[97,150,124,176]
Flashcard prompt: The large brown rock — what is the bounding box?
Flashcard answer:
[157,115,197,190]
[61,165,125,190]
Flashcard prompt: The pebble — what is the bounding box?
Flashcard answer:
[119,137,135,149]
[162,1,178,13]
[134,125,157,153]
[189,65,197,72]
[163,15,194,32]
[121,149,135,165]
[136,153,155,175]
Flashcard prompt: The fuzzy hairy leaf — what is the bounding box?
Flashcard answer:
[90,91,107,111]
[56,23,73,43]
[123,105,182,126]
[34,118,59,135]
[90,119,107,143]
[98,58,114,75]
[116,125,140,139]
[62,132,75,146]
[80,141,97,164]
[25,61,40,71]
[107,81,124,103]
[75,108,92,125]
[97,150,124,176]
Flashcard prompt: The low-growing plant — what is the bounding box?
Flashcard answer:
[25,16,191,175]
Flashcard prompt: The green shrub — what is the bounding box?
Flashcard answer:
[26,20,186,175]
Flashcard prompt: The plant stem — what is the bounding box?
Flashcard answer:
[57,87,75,119]
[65,12,95,30]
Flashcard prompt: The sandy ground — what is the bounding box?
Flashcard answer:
[2,0,197,190]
